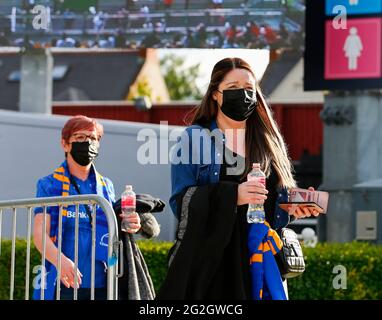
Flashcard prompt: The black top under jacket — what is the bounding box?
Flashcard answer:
[156,182,252,299]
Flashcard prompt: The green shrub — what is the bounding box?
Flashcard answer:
[136,240,172,292]
[0,239,41,300]
[288,242,382,300]
[1,240,381,300]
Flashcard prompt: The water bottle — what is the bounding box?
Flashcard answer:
[247,163,266,224]
[121,185,136,232]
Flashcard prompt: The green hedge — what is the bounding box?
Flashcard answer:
[287,242,382,300]
[0,239,41,300]
[1,240,381,300]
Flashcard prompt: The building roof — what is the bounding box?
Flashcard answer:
[0,49,146,111]
[260,50,302,96]
[260,49,324,104]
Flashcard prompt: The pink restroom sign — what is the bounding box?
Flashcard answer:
[325,18,382,79]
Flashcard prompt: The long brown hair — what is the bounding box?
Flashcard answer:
[185,57,296,188]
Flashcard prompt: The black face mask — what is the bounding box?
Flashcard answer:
[219,88,258,121]
[70,141,99,166]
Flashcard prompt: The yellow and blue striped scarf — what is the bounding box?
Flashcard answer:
[248,221,287,300]
[50,161,112,261]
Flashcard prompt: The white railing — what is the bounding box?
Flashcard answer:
[0,195,121,300]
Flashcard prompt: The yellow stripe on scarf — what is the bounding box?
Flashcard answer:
[267,228,283,250]
[54,167,65,173]
[53,173,70,183]
[256,231,283,254]
[53,166,71,217]
[97,174,107,187]
[53,164,106,216]
[257,242,271,252]
[250,253,263,263]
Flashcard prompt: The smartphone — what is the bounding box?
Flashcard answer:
[280,188,329,214]
[278,202,325,213]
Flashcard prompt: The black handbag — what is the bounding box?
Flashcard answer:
[275,228,305,279]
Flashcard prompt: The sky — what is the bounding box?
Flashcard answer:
[157,48,270,92]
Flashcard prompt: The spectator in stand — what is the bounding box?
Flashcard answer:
[225,23,238,43]
[140,5,150,14]
[258,24,269,48]
[181,28,196,47]
[222,36,239,48]
[194,23,208,47]
[126,0,138,11]
[56,33,76,48]
[163,0,173,10]
[50,38,58,47]
[156,19,167,33]
[23,0,35,11]
[242,22,257,46]
[277,23,290,47]
[141,28,161,47]
[211,0,224,9]
[264,24,277,45]
[140,5,152,27]
[115,29,127,47]
[170,33,183,48]
[13,35,34,48]
[127,40,138,49]
[250,21,260,37]
[89,7,105,33]
[98,35,116,48]
[208,28,224,48]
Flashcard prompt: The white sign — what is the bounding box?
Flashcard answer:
[343,27,363,70]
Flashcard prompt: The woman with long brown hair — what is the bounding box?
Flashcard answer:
[158,57,320,300]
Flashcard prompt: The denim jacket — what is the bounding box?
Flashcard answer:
[170,119,291,230]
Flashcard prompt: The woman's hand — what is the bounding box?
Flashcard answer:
[119,212,141,234]
[237,180,268,206]
[288,187,321,219]
[59,255,83,289]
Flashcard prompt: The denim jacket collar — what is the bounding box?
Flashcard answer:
[209,119,219,131]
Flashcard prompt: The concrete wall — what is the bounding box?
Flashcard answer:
[322,91,382,242]
[0,110,182,241]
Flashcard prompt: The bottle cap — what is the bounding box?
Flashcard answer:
[252,163,261,168]
[125,185,133,191]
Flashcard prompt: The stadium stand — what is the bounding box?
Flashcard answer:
[0,0,304,49]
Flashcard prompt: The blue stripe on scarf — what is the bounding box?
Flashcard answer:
[248,222,287,300]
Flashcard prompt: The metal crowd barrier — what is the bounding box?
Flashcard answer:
[0,195,121,300]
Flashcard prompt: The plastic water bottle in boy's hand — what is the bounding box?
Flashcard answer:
[121,185,136,232]
[247,163,266,224]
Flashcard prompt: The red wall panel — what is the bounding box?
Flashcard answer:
[271,103,323,160]
[53,102,323,161]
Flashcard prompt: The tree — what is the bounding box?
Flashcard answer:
[127,76,153,101]
[160,54,202,101]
